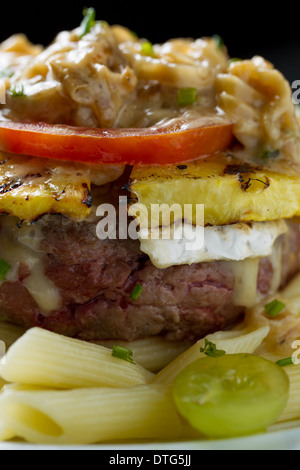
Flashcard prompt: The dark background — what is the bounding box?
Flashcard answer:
[0,1,298,84]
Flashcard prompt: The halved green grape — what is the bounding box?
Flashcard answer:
[172,354,289,438]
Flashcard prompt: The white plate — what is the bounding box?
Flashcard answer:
[0,426,299,450]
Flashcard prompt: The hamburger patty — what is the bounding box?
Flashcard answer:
[0,216,299,342]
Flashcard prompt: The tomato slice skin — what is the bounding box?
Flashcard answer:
[0,119,234,165]
[173,354,289,438]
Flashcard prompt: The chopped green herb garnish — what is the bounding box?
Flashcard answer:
[229,58,242,64]
[0,259,11,281]
[276,357,294,367]
[140,41,155,57]
[130,284,143,301]
[200,339,226,358]
[261,149,280,160]
[177,88,197,106]
[112,345,136,364]
[264,299,286,317]
[9,84,26,97]
[79,7,96,39]
[0,68,14,79]
[212,34,225,50]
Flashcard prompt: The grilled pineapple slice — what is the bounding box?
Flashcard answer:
[0,153,93,222]
[129,153,300,227]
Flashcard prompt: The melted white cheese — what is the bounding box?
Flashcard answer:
[0,218,61,315]
[0,216,287,314]
[139,220,287,269]
[227,258,260,308]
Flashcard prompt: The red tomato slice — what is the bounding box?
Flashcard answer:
[0,118,234,165]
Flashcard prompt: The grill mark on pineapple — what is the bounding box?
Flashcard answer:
[0,156,93,222]
[81,183,93,208]
[0,179,23,194]
[223,163,270,192]
[176,165,188,170]
[239,176,270,192]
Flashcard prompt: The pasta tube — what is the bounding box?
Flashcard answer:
[0,384,182,444]
[276,364,300,423]
[153,326,270,384]
[0,328,154,388]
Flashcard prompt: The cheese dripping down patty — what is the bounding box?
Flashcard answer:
[0,217,61,314]
[139,220,288,269]
[0,216,288,315]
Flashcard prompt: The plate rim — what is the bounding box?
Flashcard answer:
[0,425,300,450]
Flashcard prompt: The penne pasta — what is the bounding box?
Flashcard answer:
[279,273,300,299]
[153,326,270,384]
[0,321,298,445]
[276,364,300,423]
[0,384,183,444]
[0,328,154,389]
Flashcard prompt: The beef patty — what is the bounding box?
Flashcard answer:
[0,215,299,342]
